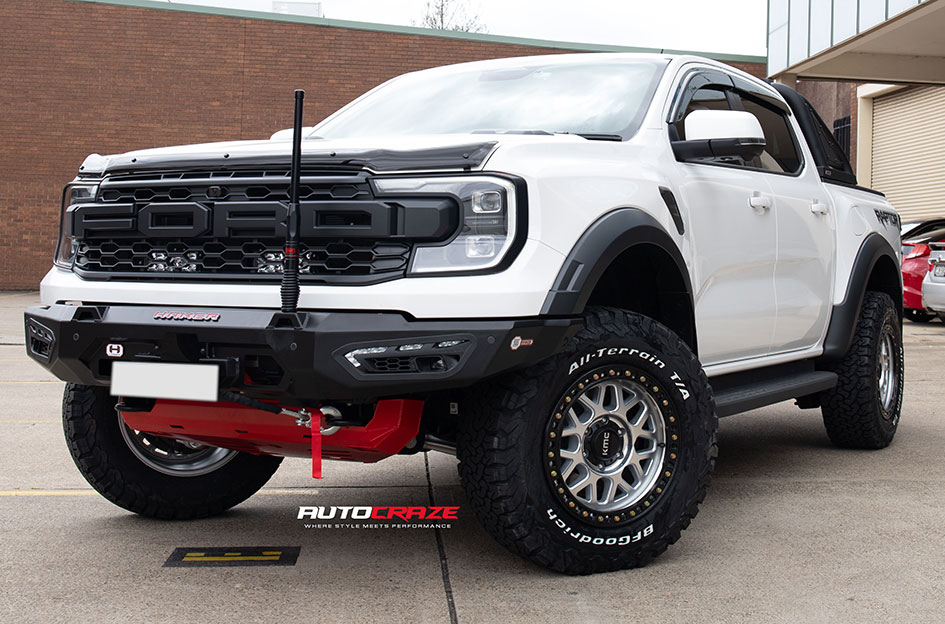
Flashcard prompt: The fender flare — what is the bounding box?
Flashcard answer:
[820,233,902,362]
[540,208,693,317]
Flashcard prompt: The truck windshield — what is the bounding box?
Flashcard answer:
[314,59,667,140]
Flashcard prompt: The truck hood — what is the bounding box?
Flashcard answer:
[78,133,588,176]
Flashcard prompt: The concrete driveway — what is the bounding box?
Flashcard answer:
[2,291,944,623]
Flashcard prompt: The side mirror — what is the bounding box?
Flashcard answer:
[672,110,766,162]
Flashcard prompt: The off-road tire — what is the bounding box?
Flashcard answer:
[63,383,282,519]
[456,307,717,574]
[821,292,903,449]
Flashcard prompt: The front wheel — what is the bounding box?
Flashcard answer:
[63,384,282,519]
[457,307,717,574]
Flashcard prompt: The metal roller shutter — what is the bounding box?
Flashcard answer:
[872,85,945,222]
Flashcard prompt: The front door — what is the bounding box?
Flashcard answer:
[668,82,779,364]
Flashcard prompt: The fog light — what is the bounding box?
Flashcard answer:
[257,262,284,274]
[465,236,496,258]
[344,346,387,368]
[436,340,465,348]
[398,344,424,352]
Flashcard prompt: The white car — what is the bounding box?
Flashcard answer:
[922,243,945,313]
[26,53,904,574]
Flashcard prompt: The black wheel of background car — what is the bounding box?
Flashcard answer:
[821,291,904,449]
[62,384,282,519]
[905,308,936,323]
[456,307,717,574]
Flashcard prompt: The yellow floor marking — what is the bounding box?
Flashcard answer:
[262,551,282,555]
[0,490,96,496]
[187,553,206,557]
[182,556,280,562]
[224,552,242,556]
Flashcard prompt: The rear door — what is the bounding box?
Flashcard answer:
[733,92,835,353]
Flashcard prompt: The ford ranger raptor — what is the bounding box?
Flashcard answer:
[24,53,904,574]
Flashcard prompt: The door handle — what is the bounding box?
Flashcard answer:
[810,201,829,216]
[749,193,772,211]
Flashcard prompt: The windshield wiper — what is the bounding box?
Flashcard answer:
[468,130,623,141]
[575,133,623,141]
[470,129,554,135]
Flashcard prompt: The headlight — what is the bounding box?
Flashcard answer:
[55,181,100,268]
[373,176,519,274]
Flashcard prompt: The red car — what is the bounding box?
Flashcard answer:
[902,225,945,322]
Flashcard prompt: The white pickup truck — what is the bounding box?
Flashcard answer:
[25,53,903,574]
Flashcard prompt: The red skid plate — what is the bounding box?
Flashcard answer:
[120,399,424,464]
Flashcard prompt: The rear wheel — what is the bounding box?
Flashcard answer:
[821,292,903,449]
[63,384,282,519]
[457,307,716,574]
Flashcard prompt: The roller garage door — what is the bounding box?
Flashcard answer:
[872,85,945,221]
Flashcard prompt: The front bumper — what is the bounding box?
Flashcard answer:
[25,304,580,402]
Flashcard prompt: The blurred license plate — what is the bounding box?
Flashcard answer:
[935,265,945,277]
[111,361,218,402]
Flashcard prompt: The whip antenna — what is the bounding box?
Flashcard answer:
[280,89,304,314]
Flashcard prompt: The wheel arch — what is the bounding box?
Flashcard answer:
[541,208,697,354]
[820,233,902,362]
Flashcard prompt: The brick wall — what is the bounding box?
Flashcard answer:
[0,0,765,289]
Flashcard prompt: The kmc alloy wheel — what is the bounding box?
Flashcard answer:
[544,367,677,525]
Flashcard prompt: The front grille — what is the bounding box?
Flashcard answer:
[69,168,458,284]
[75,240,411,280]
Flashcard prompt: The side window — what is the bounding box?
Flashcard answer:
[738,96,802,174]
[807,103,854,174]
[673,87,731,140]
